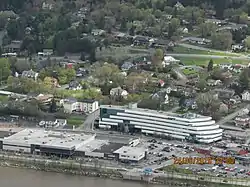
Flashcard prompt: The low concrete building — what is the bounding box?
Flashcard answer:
[113,146,147,162]
[60,98,99,114]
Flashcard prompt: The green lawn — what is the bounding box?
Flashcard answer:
[178,57,250,66]
[173,46,240,57]
[182,68,197,75]
[67,116,84,127]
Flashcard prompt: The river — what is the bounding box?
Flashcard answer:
[0,167,164,187]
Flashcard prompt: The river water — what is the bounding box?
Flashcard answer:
[0,167,164,187]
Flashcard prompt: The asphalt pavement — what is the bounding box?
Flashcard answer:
[79,109,100,131]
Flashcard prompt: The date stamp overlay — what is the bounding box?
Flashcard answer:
[174,157,235,165]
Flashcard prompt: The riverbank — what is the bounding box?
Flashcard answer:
[0,154,248,187]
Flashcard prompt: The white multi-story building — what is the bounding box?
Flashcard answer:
[60,98,99,114]
[99,104,223,143]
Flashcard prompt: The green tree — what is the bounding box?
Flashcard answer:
[211,31,233,50]
[245,36,250,49]
[0,58,11,82]
[207,59,214,72]
[198,22,216,37]
[94,63,120,85]
[196,92,220,116]
[239,68,250,89]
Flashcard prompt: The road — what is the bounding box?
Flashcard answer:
[217,104,250,127]
[168,106,179,113]
[178,40,246,57]
[172,68,187,80]
[78,109,100,131]
[168,53,249,59]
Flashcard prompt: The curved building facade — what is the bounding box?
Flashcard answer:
[99,105,222,143]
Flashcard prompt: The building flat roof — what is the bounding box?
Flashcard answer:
[100,105,210,120]
[2,129,95,150]
[113,146,147,156]
[76,139,108,152]
[93,142,125,153]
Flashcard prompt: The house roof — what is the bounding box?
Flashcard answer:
[81,99,96,104]
[4,40,22,49]
[21,70,38,78]
[69,80,80,88]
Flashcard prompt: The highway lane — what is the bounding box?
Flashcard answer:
[168,53,249,59]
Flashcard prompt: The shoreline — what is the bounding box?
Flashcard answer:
[0,154,247,187]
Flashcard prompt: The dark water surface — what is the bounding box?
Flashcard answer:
[0,167,164,187]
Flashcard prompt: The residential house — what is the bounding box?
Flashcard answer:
[3,40,22,53]
[181,99,197,110]
[162,56,180,67]
[60,98,99,114]
[187,37,211,45]
[219,63,232,69]
[91,29,106,36]
[205,19,225,26]
[217,23,248,32]
[133,35,149,45]
[165,14,173,20]
[69,80,82,90]
[232,44,245,52]
[150,39,169,48]
[34,94,53,105]
[158,80,165,87]
[151,91,169,104]
[207,79,222,86]
[42,1,54,10]
[234,116,250,127]
[213,89,235,100]
[21,70,39,81]
[174,2,184,10]
[110,87,128,99]
[219,103,229,114]
[242,91,250,101]
[121,61,134,71]
[165,86,177,94]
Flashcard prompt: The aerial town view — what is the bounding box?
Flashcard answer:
[1,0,250,187]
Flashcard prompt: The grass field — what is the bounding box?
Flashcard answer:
[67,116,84,127]
[178,57,250,66]
[173,46,240,57]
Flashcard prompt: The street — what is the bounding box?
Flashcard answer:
[78,109,100,131]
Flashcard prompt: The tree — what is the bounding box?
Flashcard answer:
[207,59,214,72]
[43,77,54,89]
[125,72,150,92]
[211,32,233,50]
[94,63,120,85]
[197,79,208,92]
[152,48,164,70]
[245,36,250,49]
[198,22,216,37]
[239,68,250,89]
[49,99,57,113]
[0,58,11,82]
[168,18,180,38]
[196,92,220,116]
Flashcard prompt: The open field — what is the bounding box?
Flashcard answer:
[177,57,250,66]
[173,46,240,57]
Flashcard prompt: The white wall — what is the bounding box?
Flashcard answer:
[85,151,104,158]
[3,145,31,153]
[119,151,145,161]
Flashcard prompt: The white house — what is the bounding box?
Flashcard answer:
[242,91,250,101]
[162,56,180,67]
[110,87,128,99]
[21,69,39,81]
[60,98,99,114]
